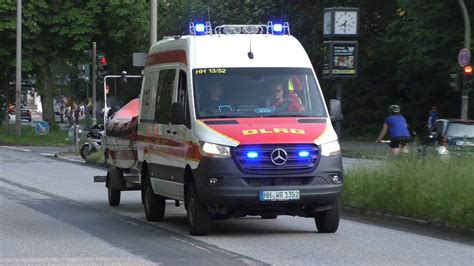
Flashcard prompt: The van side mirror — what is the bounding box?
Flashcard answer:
[170,102,185,124]
[329,99,343,122]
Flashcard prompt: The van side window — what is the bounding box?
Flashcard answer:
[177,70,190,127]
[140,74,156,121]
[155,69,176,124]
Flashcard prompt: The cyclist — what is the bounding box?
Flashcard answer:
[376,104,411,155]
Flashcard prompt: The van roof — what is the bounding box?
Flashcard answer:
[148,34,313,69]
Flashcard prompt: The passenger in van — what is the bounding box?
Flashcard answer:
[201,81,231,113]
[271,82,304,112]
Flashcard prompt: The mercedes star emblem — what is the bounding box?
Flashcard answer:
[271,148,288,165]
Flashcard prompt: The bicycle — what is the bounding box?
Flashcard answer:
[376,139,410,155]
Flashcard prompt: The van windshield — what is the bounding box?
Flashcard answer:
[193,68,327,119]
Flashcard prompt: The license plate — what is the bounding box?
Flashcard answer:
[259,190,300,201]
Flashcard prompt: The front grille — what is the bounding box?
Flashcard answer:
[233,144,319,174]
[243,177,313,186]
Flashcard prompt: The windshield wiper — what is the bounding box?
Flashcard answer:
[200,115,235,119]
[266,114,312,117]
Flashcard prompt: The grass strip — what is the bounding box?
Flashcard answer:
[0,125,70,146]
[343,154,474,230]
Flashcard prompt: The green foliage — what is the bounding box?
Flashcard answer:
[344,155,474,229]
[87,150,105,164]
[0,125,70,146]
[1,0,473,137]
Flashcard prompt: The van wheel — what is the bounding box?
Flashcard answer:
[144,177,165,221]
[314,198,340,233]
[187,182,211,235]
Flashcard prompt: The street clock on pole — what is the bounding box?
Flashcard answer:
[323,7,359,38]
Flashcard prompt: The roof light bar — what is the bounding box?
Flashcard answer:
[189,21,290,36]
[195,23,205,33]
[189,21,212,35]
[267,21,290,35]
[273,23,283,33]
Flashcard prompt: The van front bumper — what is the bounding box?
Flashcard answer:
[192,154,343,214]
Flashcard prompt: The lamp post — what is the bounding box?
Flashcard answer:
[457,0,471,119]
[15,0,22,136]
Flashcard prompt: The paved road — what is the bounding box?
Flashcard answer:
[0,146,472,265]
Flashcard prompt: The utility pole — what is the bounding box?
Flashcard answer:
[92,42,97,126]
[335,81,343,136]
[150,0,157,46]
[457,0,471,119]
[15,0,22,136]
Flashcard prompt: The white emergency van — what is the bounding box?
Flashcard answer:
[137,22,343,235]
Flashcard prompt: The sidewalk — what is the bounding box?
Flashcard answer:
[340,141,387,153]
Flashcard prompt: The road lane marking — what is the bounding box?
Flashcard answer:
[171,237,212,253]
[1,146,31,152]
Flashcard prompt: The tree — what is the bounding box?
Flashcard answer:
[0,1,149,125]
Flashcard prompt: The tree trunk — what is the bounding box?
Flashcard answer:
[39,63,54,124]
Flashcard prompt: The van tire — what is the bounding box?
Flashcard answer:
[187,183,211,235]
[314,198,340,233]
[144,177,165,221]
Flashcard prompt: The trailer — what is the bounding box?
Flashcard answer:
[94,98,142,206]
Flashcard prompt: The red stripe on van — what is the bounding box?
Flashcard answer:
[146,50,187,66]
[138,135,201,161]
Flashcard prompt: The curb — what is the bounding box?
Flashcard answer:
[54,153,107,170]
[342,205,474,241]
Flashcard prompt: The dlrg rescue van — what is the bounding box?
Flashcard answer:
[137,21,343,235]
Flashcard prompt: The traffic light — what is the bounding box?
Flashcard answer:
[97,54,108,81]
[449,71,462,91]
[463,65,473,92]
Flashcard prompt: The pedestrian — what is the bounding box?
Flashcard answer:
[376,104,411,155]
[66,107,73,127]
[427,106,438,129]
[60,104,64,123]
[74,105,80,125]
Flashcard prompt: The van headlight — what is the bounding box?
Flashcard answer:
[200,142,231,158]
[320,140,341,156]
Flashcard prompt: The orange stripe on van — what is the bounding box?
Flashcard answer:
[145,50,187,66]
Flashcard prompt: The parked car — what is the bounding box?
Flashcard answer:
[421,119,474,155]
[20,109,32,122]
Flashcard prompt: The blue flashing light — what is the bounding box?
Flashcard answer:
[298,151,309,158]
[195,23,205,33]
[273,23,283,33]
[247,151,259,159]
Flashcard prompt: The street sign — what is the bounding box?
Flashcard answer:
[322,40,358,79]
[35,121,50,135]
[458,48,471,67]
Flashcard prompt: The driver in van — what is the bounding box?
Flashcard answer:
[271,82,304,112]
[201,80,231,113]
